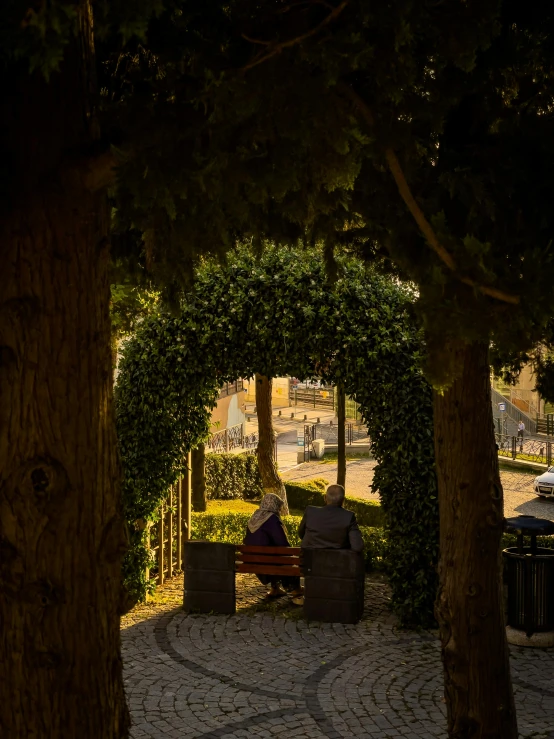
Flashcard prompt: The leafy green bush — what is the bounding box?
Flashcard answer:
[190,511,387,572]
[501,533,554,551]
[205,452,262,502]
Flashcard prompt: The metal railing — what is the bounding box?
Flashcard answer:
[290,384,362,420]
[491,387,537,435]
[207,424,276,460]
[148,481,188,585]
[290,385,335,409]
[218,379,244,399]
[309,422,368,445]
[496,433,552,466]
[303,423,369,461]
[207,423,245,453]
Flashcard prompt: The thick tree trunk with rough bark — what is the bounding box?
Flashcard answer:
[336,384,346,489]
[191,444,207,512]
[434,341,517,739]
[255,373,288,513]
[0,4,129,737]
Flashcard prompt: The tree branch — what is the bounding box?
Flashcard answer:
[339,83,520,306]
[241,0,349,72]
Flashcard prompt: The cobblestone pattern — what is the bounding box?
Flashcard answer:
[122,579,554,739]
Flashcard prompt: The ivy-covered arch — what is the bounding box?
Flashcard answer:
[116,248,438,624]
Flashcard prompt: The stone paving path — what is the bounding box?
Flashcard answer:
[122,576,554,739]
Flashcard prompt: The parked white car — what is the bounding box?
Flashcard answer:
[534,469,554,498]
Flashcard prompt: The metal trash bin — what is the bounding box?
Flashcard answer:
[503,515,554,637]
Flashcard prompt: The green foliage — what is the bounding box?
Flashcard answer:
[190,511,388,573]
[501,533,554,552]
[204,453,262,502]
[116,247,438,622]
[121,528,155,608]
[110,280,160,346]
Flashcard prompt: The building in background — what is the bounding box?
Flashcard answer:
[211,380,247,432]
[243,377,290,408]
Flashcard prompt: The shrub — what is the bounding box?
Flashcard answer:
[190,510,388,572]
[204,452,263,502]
[501,533,554,551]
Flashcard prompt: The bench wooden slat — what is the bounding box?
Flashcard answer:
[237,545,301,555]
[237,554,302,565]
[236,564,302,576]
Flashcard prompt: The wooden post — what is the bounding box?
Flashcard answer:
[177,477,183,571]
[183,452,192,542]
[145,527,151,586]
[168,486,174,579]
[157,502,164,585]
[337,383,346,488]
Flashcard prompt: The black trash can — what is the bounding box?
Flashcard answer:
[503,515,554,637]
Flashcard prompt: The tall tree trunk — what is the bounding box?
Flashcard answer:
[434,341,517,739]
[336,384,346,488]
[255,373,288,513]
[0,4,129,738]
[191,444,207,512]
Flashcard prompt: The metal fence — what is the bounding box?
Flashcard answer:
[491,387,537,435]
[206,424,276,460]
[289,384,362,420]
[148,478,190,585]
[303,423,369,461]
[496,433,553,466]
[218,379,245,398]
[308,423,368,444]
[207,423,246,453]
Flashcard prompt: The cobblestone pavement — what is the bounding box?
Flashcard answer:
[122,576,554,739]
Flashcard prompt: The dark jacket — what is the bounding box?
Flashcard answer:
[298,505,364,552]
[243,514,290,547]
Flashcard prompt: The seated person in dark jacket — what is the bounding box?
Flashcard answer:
[244,493,303,599]
[298,484,364,552]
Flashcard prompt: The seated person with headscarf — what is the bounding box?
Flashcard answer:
[244,493,303,600]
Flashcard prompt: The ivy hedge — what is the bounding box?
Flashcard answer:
[116,247,438,624]
[205,453,262,500]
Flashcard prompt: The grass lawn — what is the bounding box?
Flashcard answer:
[316,452,372,463]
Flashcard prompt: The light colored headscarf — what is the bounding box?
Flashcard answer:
[247,493,284,533]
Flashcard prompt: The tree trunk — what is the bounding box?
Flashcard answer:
[255,373,288,513]
[0,4,129,737]
[434,341,517,739]
[337,384,346,488]
[191,444,207,512]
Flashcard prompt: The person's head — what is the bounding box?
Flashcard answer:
[259,493,285,515]
[325,484,345,507]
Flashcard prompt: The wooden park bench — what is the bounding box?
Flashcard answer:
[183,541,365,624]
[235,544,303,578]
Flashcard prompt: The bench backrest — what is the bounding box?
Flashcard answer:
[235,545,303,576]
